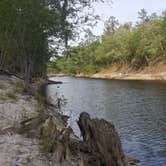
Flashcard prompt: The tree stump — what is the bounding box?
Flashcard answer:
[78,112,128,166]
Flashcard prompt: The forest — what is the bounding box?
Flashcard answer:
[0,0,103,90]
[48,9,166,75]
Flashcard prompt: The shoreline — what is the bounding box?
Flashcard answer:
[76,72,166,81]
[48,61,166,81]
[0,74,139,166]
[48,72,166,81]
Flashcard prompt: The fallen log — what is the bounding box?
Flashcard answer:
[47,79,63,84]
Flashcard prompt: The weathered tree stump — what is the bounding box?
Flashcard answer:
[15,110,138,166]
[78,112,128,166]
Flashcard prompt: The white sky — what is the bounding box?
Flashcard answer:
[92,0,166,35]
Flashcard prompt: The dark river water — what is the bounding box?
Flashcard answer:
[46,76,166,166]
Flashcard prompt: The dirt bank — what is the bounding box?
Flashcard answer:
[76,61,166,81]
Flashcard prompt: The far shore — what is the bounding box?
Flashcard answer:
[48,72,166,81]
[48,61,166,81]
[76,72,166,81]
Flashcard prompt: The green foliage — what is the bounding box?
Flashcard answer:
[50,10,166,74]
[6,92,17,100]
[34,93,48,111]
[48,41,100,74]
[39,138,58,153]
[14,81,24,93]
[0,94,8,101]
[39,125,60,153]
[0,0,105,90]
[0,92,17,101]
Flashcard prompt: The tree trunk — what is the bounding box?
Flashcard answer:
[24,56,31,92]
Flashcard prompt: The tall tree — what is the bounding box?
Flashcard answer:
[138,8,149,23]
[104,16,119,34]
[0,0,106,91]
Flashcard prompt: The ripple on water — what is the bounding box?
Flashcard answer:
[46,77,166,166]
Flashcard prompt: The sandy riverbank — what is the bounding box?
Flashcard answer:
[0,75,47,166]
[85,61,166,80]
[76,72,166,80]
[49,61,166,81]
[0,74,139,166]
[0,75,91,166]
[0,75,83,165]
[0,75,50,165]
[0,75,81,165]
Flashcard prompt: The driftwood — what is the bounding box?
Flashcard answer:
[47,79,63,84]
[15,110,139,166]
[16,110,77,162]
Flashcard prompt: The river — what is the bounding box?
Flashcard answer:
[46,76,166,166]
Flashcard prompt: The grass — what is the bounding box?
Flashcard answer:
[0,84,6,90]
[38,125,59,153]
[11,117,17,130]
[20,107,30,121]
[0,92,17,101]
[14,80,24,93]
[39,134,61,153]
[39,138,59,153]
[6,92,17,100]
[34,93,48,110]
[0,94,8,101]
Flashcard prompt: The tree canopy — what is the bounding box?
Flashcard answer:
[0,0,105,90]
[50,9,166,75]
